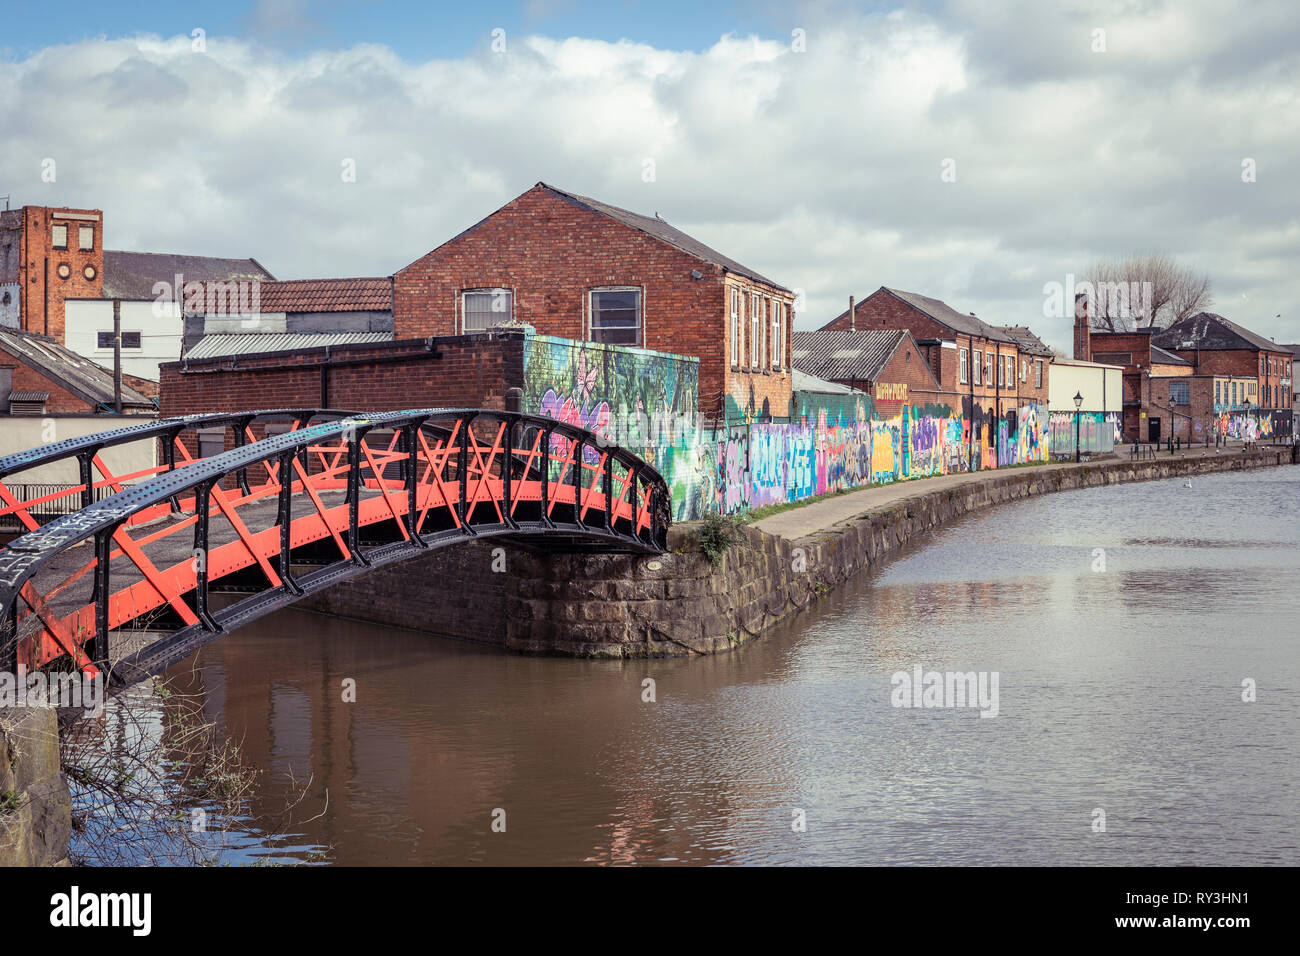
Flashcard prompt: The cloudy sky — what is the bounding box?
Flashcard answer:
[3,0,1298,351]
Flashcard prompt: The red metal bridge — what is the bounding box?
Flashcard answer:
[0,409,669,692]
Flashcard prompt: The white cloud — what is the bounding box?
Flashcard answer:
[2,1,1297,352]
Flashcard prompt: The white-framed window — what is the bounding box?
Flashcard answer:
[590,287,641,346]
[960,348,969,384]
[730,286,741,366]
[751,293,762,368]
[461,288,513,332]
[973,349,982,385]
[986,352,994,385]
[771,301,782,370]
[1005,354,1014,387]
[1021,359,1028,383]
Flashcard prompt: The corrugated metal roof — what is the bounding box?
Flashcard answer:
[185,331,394,359]
[8,390,50,402]
[792,329,905,382]
[0,329,153,409]
[791,369,867,395]
[102,250,274,300]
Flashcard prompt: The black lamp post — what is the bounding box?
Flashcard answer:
[1073,391,1083,462]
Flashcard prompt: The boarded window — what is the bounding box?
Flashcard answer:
[51,224,68,249]
[462,289,512,332]
[590,288,640,346]
[79,225,95,251]
[197,428,226,459]
[97,331,142,349]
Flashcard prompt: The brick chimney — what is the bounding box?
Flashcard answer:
[1073,292,1091,362]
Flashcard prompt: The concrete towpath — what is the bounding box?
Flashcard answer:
[750,443,1278,541]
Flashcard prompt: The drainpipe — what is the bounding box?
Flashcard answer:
[968,336,975,472]
[994,340,1002,466]
[113,298,122,414]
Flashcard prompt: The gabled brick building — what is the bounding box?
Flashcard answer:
[1154,312,1293,414]
[819,287,1047,457]
[393,183,794,423]
[1076,303,1291,442]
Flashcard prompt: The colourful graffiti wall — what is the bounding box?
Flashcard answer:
[524,335,1064,521]
[522,334,717,522]
[1049,410,1117,457]
[1213,409,1291,442]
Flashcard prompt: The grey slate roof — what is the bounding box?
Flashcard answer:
[542,184,790,291]
[997,325,1053,356]
[791,329,906,382]
[1153,312,1282,353]
[822,287,1015,343]
[1150,344,1192,366]
[0,329,153,409]
[186,331,393,360]
[103,250,274,300]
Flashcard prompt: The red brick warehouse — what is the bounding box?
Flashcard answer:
[392,182,796,423]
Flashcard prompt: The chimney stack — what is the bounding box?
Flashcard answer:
[1073,292,1091,362]
[849,295,856,332]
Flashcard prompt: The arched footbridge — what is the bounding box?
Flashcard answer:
[0,409,669,692]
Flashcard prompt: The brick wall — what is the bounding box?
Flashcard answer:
[13,207,104,343]
[160,332,527,418]
[393,184,792,420]
[867,333,961,414]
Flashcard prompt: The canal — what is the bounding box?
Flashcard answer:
[85,466,1300,864]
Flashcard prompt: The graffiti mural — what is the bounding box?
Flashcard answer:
[523,334,714,521]
[1049,410,1116,457]
[525,335,1082,521]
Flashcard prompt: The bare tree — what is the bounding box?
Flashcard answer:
[1082,254,1213,331]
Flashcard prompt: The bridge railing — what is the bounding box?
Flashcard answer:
[0,408,669,690]
[0,409,362,534]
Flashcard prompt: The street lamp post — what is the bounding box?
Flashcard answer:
[1073,391,1083,463]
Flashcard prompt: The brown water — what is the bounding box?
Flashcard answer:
[91,467,1300,865]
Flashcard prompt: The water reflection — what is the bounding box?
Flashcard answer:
[131,467,1300,865]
